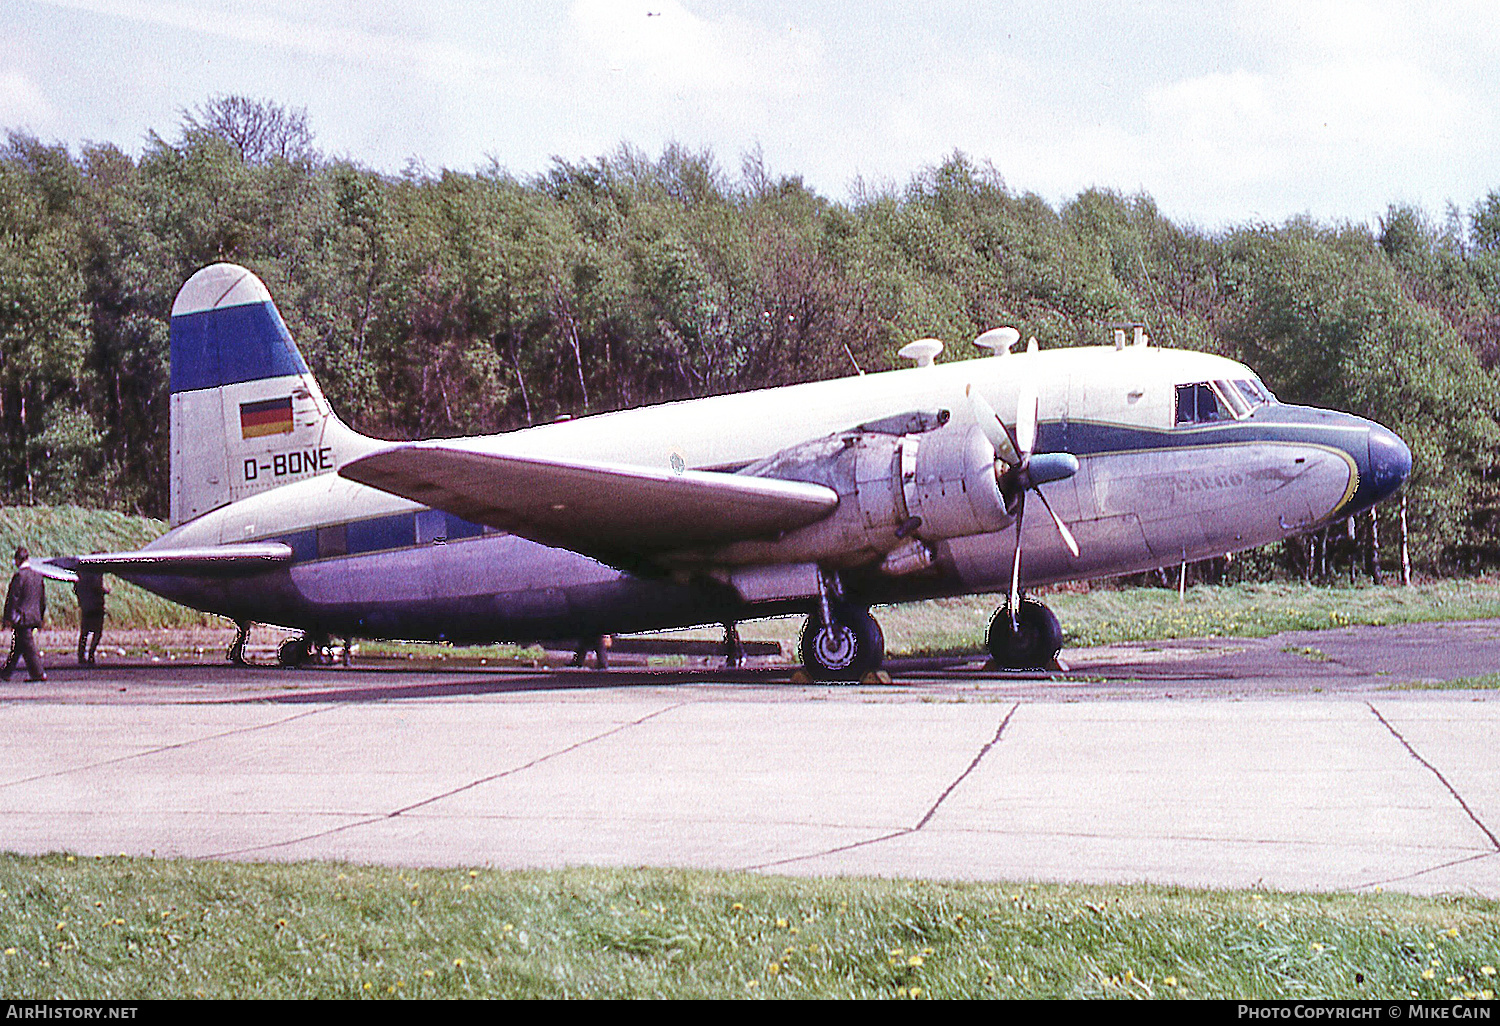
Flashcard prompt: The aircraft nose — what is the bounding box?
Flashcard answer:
[1360,424,1412,510]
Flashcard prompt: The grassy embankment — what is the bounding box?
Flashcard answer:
[0,505,213,628]
[8,504,1500,653]
[0,856,1496,1000]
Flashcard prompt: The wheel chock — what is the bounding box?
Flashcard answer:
[789,669,813,684]
[861,670,893,684]
[1049,657,1069,672]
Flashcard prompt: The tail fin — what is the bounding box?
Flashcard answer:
[169,263,375,525]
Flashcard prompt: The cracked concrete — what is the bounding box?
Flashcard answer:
[2,620,1500,895]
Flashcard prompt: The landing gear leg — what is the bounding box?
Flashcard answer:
[342,637,353,667]
[227,621,252,666]
[986,598,1064,670]
[723,622,745,669]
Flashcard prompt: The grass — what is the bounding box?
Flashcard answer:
[1396,673,1500,691]
[0,856,1496,1000]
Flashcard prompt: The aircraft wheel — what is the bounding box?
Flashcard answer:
[986,599,1063,669]
[800,605,884,682]
[277,636,312,669]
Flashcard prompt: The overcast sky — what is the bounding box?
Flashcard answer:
[4,0,1498,230]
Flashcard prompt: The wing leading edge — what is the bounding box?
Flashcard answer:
[339,444,838,563]
[43,543,294,579]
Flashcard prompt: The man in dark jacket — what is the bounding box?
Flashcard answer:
[73,564,109,666]
[3,546,47,682]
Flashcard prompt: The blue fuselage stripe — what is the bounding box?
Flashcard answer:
[170,301,309,393]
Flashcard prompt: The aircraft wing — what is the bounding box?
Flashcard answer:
[42,543,294,578]
[339,443,839,561]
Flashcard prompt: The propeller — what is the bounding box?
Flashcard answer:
[966,383,1080,631]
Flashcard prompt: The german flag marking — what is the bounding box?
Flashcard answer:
[240,396,294,439]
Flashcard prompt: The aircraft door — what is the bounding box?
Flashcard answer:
[1031,373,1082,525]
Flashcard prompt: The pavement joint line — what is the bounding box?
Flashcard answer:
[200,699,691,860]
[0,707,333,791]
[1355,850,1500,892]
[742,702,1021,872]
[1367,701,1500,851]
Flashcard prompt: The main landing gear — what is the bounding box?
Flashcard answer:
[799,601,884,681]
[276,633,343,668]
[986,597,1063,670]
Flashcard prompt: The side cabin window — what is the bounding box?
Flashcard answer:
[316,523,347,559]
[1175,382,1229,425]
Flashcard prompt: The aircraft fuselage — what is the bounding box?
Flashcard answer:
[124,345,1409,643]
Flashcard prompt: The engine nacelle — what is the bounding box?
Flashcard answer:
[695,417,1013,572]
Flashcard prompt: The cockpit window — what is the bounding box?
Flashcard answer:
[1215,380,1251,418]
[1231,378,1274,409]
[1175,383,1229,425]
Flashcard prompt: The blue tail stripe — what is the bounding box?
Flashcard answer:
[170,301,309,393]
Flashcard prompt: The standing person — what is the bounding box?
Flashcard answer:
[3,546,46,682]
[74,563,109,666]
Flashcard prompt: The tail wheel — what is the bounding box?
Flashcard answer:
[800,605,884,682]
[986,599,1062,669]
[277,636,312,669]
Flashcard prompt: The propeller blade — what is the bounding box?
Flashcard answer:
[1008,491,1026,631]
[1015,386,1039,459]
[966,384,1021,467]
[1033,486,1081,558]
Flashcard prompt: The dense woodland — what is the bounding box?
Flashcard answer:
[2,97,1498,577]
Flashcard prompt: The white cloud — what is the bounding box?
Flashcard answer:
[0,69,51,127]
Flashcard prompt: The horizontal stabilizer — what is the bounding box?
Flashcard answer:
[340,444,839,561]
[43,543,293,578]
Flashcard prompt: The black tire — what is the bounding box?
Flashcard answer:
[277,636,310,669]
[986,599,1063,669]
[799,605,885,682]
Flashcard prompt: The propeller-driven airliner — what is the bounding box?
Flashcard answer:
[45,263,1412,679]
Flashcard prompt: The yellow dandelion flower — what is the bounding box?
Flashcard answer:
[363,982,372,991]
[910,987,923,998]
[423,970,435,978]
[767,962,781,975]
[908,955,924,967]
[65,855,75,863]
[775,918,788,928]
[731,902,744,912]
[3,948,13,956]
[1164,977,1178,987]
[1423,969,1436,980]
[454,958,465,968]
[468,870,478,878]
[1483,967,1496,977]
[746,980,758,989]
[889,948,904,957]
[1310,942,1324,952]
[1484,990,1495,1001]
[461,884,472,892]
[1447,928,1460,938]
